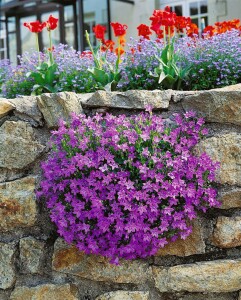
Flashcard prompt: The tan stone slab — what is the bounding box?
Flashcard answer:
[84,90,170,109]
[0,99,15,118]
[96,291,150,300]
[153,259,241,292]
[52,238,152,284]
[212,216,241,248]
[37,92,83,128]
[219,188,241,209]
[0,120,44,170]
[10,284,78,300]
[182,87,241,125]
[195,133,241,185]
[156,219,205,257]
[181,293,236,300]
[0,176,37,231]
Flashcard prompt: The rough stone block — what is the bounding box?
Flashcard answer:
[0,121,44,170]
[96,291,150,300]
[52,238,152,284]
[0,242,16,289]
[182,85,241,126]
[9,96,43,126]
[37,92,83,128]
[156,219,205,257]
[0,99,15,118]
[84,90,170,109]
[0,176,37,231]
[153,259,241,292]
[218,188,241,209]
[20,237,45,274]
[10,283,78,300]
[212,216,241,248]
[195,133,241,185]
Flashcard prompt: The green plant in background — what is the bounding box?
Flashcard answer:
[85,22,127,91]
[24,15,59,95]
[151,40,190,90]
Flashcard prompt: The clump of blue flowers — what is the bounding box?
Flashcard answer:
[37,109,220,264]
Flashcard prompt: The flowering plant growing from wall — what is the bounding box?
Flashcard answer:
[37,109,220,264]
[86,22,127,91]
[24,15,59,95]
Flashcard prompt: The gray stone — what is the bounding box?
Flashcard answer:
[218,188,241,209]
[171,90,197,103]
[194,133,241,185]
[0,99,15,118]
[182,86,241,125]
[0,176,37,231]
[96,291,150,300]
[153,259,241,292]
[0,120,45,170]
[84,90,170,109]
[76,92,94,105]
[20,237,45,274]
[52,238,152,284]
[9,96,43,126]
[10,283,78,300]
[0,242,16,289]
[37,92,83,128]
[212,216,241,248]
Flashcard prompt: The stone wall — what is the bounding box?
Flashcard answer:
[0,84,241,300]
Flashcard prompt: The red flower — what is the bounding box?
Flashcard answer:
[186,23,199,37]
[46,15,58,31]
[164,6,171,12]
[150,7,176,34]
[101,40,115,52]
[110,22,128,36]
[137,24,152,39]
[93,24,106,42]
[175,16,191,33]
[23,21,46,33]
[203,25,216,37]
[80,50,92,58]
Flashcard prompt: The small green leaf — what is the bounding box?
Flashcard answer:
[88,67,109,86]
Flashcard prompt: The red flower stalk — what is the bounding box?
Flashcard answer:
[137,24,152,39]
[47,46,55,52]
[114,47,125,56]
[101,39,115,52]
[110,22,128,36]
[93,24,106,42]
[46,15,58,31]
[23,21,46,33]
[150,6,177,33]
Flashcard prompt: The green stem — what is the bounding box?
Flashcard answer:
[163,26,166,47]
[168,26,171,46]
[115,36,121,73]
[48,29,54,65]
[85,30,100,69]
[35,33,40,66]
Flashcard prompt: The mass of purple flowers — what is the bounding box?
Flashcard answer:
[37,109,220,263]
